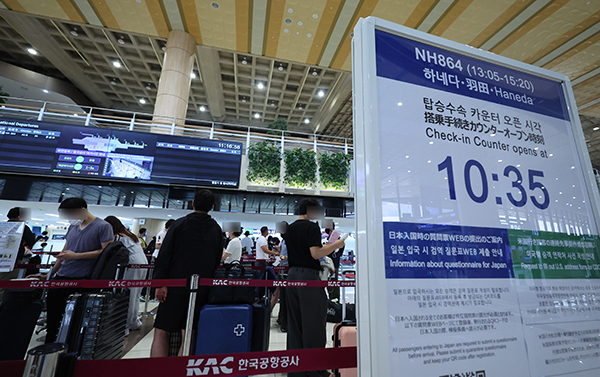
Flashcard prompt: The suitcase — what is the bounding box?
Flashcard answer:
[57,290,129,359]
[0,289,43,361]
[251,297,271,352]
[196,304,253,355]
[333,321,357,377]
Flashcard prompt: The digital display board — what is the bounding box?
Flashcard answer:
[0,118,242,188]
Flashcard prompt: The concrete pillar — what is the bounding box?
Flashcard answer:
[153,30,196,132]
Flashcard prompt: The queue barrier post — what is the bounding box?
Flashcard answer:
[142,266,152,317]
[182,274,199,357]
[22,343,66,377]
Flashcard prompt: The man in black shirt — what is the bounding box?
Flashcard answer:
[150,189,223,357]
[285,199,345,377]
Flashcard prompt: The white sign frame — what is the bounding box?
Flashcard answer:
[352,16,600,377]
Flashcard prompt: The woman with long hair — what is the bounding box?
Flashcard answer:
[104,216,147,333]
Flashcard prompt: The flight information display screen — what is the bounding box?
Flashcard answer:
[0,118,242,188]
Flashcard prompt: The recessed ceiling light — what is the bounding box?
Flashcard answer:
[117,38,125,45]
[284,29,289,33]
[304,118,310,124]
[191,72,196,79]
[113,60,122,68]
[27,48,37,55]
[139,98,146,104]
[254,113,260,119]
[199,105,206,112]
[111,79,117,85]
[312,70,318,76]
[313,14,319,19]
[212,2,220,9]
[298,21,303,26]
[70,29,78,37]
[307,33,312,38]
[42,89,49,94]
[317,90,325,97]
[257,82,264,90]
[285,18,292,25]
[278,64,284,71]
[146,83,152,90]
[288,8,293,13]
[594,127,599,131]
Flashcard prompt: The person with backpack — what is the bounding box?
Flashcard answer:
[28,197,114,343]
[104,216,147,333]
[150,189,223,357]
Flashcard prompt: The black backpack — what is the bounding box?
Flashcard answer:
[87,238,129,280]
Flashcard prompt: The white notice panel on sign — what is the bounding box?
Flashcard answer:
[353,17,600,377]
[0,222,25,272]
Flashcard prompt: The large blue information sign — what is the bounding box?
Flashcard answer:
[353,18,600,377]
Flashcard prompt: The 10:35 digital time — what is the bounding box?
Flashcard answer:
[438,156,549,210]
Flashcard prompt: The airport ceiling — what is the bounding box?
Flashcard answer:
[2,1,600,165]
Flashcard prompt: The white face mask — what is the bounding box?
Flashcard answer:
[68,219,84,226]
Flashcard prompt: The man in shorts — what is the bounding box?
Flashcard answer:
[150,189,223,357]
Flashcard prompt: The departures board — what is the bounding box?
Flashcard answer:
[0,118,242,188]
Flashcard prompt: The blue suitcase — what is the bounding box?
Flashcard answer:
[196,304,253,355]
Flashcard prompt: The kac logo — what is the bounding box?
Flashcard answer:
[186,357,234,376]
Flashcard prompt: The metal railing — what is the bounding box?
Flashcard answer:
[0,96,353,156]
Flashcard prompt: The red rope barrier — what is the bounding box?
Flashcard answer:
[1,347,357,377]
[0,279,187,289]
[12,264,289,271]
[77,347,357,377]
[199,278,355,288]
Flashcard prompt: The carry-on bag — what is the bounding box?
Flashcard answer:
[209,262,258,305]
[57,290,130,359]
[196,304,253,355]
[333,321,357,377]
[251,296,271,352]
[0,289,43,361]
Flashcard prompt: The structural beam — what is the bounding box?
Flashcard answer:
[0,10,112,108]
[196,45,226,122]
[312,72,352,134]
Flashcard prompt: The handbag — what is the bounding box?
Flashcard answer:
[209,261,258,305]
[327,299,343,323]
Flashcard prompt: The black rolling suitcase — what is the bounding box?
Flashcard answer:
[57,290,129,359]
[0,289,43,361]
[251,296,271,352]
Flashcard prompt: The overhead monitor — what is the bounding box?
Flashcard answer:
[0,118,242,188]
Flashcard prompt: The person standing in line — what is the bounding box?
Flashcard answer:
[152,219,175,260]
[28,198,114,343]
[222,225,242,265]
[137,227,148,249]
[104,216,147,333]
[285,199,345,377]
[275,221,289,332]
[241,230,254,255]
[0,207,36,302]
[324,225,344,301]
[150,189,223,357]
[256,226,279,263]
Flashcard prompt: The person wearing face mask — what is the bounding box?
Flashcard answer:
[285,199,345,377]
[28,197,114,343]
